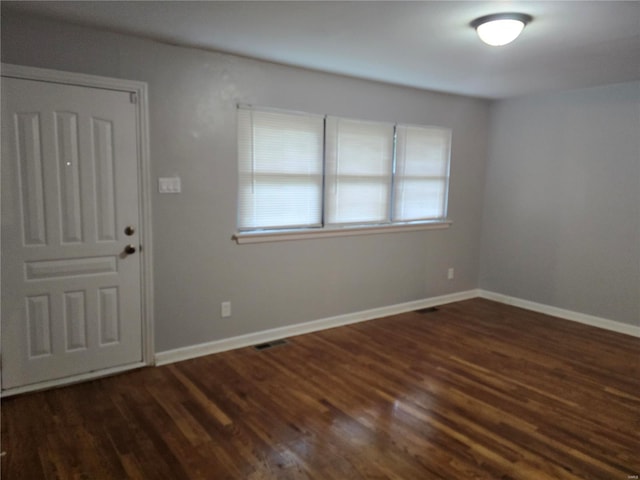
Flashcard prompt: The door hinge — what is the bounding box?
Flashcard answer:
[130,92,138,104]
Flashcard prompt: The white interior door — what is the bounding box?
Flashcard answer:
[1,76,143,390]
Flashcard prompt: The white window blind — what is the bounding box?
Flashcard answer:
[236,105,453,238]
[325,117,395,225]
[237,107,324,230]
[394,125,451,222]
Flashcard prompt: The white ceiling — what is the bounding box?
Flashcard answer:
[4,1,640,99]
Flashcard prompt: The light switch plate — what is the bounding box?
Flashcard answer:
[158,177,181,194]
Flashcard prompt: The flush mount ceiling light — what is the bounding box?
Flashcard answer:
[471,13,533,46]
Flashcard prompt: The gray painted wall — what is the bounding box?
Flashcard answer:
[480,82,640,326]
[5,11,636,352]
[1,12,489,352]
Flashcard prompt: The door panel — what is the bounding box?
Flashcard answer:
[2,77,143,390]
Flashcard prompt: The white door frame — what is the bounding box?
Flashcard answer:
[1,63,154,396]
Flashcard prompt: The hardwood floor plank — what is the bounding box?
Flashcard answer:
[167,364,234,428]
[2,298,639,479]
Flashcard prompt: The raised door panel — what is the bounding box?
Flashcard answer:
[55,112,83,244]
[16,112,47,246]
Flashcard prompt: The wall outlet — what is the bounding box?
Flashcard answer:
[221,301,231,318]
[447,268,455,280]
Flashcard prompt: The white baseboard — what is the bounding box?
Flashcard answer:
[155,288,638,367]
[155,289,480,366]
[479,290,640,338]
[9,289,633,394]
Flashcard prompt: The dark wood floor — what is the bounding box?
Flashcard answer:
[2,298,639,479]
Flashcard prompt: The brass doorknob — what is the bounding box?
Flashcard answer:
[124,244,136,255]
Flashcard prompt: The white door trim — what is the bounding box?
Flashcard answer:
[1,63,154,396]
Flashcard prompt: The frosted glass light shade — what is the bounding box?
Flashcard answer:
[471,13,532,47]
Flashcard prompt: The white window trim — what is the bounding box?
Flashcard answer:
[234,220,452,244]
[235,105,454,244]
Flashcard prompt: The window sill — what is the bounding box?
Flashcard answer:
[233,221,452,244]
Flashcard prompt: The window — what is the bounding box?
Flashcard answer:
[394,125,451,222]
[236,105,451,241]
[325,117,395,225]
[237,108,324,230]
